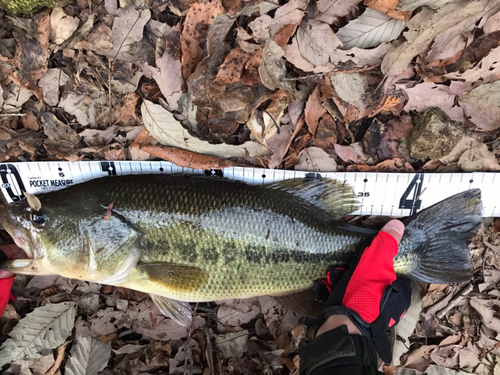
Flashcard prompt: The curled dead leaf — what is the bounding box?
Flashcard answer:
[141,145,238,169]
[24,191,41,211]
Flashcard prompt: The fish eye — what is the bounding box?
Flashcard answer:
[30,213,47,228]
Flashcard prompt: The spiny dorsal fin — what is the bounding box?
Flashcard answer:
[137,263,208,292]
[267,177,359,220]
[150,294,193,326]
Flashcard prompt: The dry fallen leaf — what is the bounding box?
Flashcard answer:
[364,0,411,21]
[50,7,79,45]
[141,100,267,159]
[141,145,237,169]
[38,68,70,107]
[382,1,489,76]
[24,191,42,211]
[295,146,337,171]
[397,82,464,122]
[180,0,225,80]
[336,8,406,49]
[314,0,363,24]
[296,19,342,66]
[215,46,252,84]
[100,6,151,62]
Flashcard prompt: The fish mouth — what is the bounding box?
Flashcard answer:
[0,206,28,250]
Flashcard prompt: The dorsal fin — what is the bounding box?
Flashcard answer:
[267,176,359,220]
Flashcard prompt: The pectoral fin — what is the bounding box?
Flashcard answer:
[150,294,193,326]
[136,263,208,292]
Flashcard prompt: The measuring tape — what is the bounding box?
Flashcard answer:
[0,161,498,217]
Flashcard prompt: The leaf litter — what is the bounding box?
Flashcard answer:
[1,0,500,373]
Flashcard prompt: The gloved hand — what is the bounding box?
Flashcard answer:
[315,220,412,364]
[0,244,22,317]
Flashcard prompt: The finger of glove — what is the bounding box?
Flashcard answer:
[0,276,15,317]
[382,277,412,328]
[327,267,346,289]
[342,231,400,323]
[314,279,332,302]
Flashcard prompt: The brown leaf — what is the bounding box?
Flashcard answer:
[273,23,299,47]
[222,0,253,14]
[370,95,404,117]
[271,115,305,169]
[12,10,50,84]
[284,36,391,73]
[180,0,226,80]
[397,82,464,122]
[269,0,307,37]
[346,158,414,172]
[24,191,42,211]
[315,114,338,145]
[50,7,80,45]
[100,6,151,63]
[104,145,127,160]
[424,3,500,67]
[295,146,337,171]
[44,141,84,162]
[20,111,39,131]
[334,143,370,163]
[382,1,489,76]
[314,0,363,24]
[364,0,411,21]
[242,49,263,85]
[364,117,413,161]
[214,47,252,84]
[115,93,139,123]
[259,40,304,100]
[141,145,237,169]
[296,19,343,66]
[41,113,81,145]
[305,85,327,136]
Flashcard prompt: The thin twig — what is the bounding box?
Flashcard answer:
[281,65,378,81]
[263,109,280,134]
[44,341,69,375]
[205,326,215,375]
[415,187,427,201]
[183,302,198,375]
[0,113,25,117]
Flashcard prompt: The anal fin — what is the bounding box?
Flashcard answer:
[273,287,324,318]
[150,294,193,326]
[137,262,208,292]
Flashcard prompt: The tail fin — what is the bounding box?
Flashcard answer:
[396,189,482,283]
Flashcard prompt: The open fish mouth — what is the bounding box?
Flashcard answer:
[0,206,29,252]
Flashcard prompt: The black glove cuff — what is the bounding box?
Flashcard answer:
[299,324,379,375]
[0,249,7,263]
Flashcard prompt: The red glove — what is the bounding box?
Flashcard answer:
[0,246,19,317]
[315,220,412,364]
[0,277,15,316]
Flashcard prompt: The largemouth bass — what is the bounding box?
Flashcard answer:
[0,175,482,324]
